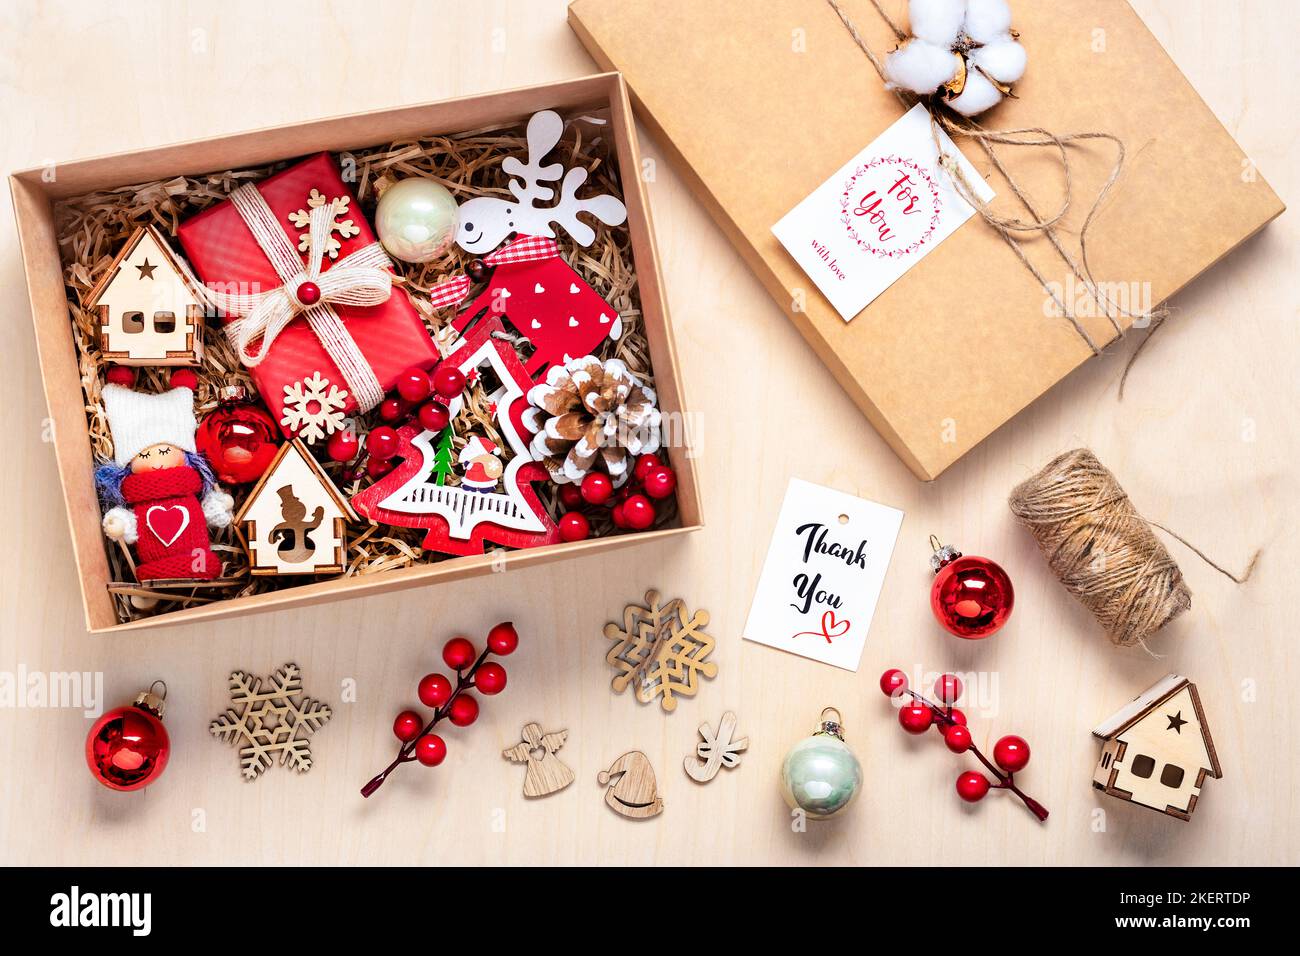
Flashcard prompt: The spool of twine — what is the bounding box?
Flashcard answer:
[1008,449,1257,649]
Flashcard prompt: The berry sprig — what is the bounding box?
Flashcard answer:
[555,453,678,540]
[360,622,517,798]
[879,668,1048,822]
[328,364,466,479]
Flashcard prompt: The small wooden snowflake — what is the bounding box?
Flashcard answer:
[281,370,348,443]
[287,188,361,259]
[604,589,717,713]
[209,663,332,780]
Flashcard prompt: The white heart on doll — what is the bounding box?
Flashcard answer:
[145,504,190,548]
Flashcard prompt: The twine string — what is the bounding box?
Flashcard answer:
[1008,448,1258,650]
[826,0,1166,383]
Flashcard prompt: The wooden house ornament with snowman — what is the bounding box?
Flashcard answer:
[1091,674,1222,822]
[234,439,356,575]
[86,224,205,365]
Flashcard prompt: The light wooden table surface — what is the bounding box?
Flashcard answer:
[1,0,1294,866]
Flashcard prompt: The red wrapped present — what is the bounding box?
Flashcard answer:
[177,153,439,437]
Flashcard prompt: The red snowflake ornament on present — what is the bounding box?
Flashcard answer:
[351,317,560,556]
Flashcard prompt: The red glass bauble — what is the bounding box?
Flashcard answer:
[622,494,655,530]
[417,673,452,709]
[956,771,991,802]
[642,466,677,500]
[195,388,280,485]
[393,710,423,742]
[580,472,614,505]
[898,703,933,735]
[432,365,466,399]
[448,695,479,727]
[929,543,1014,639]
[879,668,908,698]
[397,367,432,403]
[442,637,477,671]
[415,734,447,767]
[475,662,507,695]
[558,511,590,542]
[993,735,1031,774]
[417,401,450,433]
[85,688,170,791]
[326,428,359,463]
[486,622,519,656]
[105,365,136,387]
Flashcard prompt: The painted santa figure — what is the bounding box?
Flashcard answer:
[458,436,504,494]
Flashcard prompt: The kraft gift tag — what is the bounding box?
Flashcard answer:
[743,478,903,671]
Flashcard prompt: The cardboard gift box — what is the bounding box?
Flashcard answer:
[177,152,441,430]
[569,0,1285,480]
[9,73,700,633]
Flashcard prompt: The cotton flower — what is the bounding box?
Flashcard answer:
[884,0,1026,116]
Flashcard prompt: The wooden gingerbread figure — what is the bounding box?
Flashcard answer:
[95,383,234,581]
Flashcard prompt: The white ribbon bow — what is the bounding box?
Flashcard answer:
[204,202,393,368]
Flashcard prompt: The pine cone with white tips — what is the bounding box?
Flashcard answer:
[525,355,661,486]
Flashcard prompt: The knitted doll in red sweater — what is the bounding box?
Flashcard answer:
[95,384,235,582]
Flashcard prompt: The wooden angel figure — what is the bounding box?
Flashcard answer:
[95,383,234,581]
[502,723,574,798]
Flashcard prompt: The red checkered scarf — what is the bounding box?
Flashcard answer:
[426,235,559,311]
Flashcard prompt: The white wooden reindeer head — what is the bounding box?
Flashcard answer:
[456,110,628,254]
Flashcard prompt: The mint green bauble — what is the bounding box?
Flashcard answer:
[780,709,863,820]
[375,178,460,263]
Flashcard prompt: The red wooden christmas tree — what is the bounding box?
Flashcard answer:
[351,318,560,555]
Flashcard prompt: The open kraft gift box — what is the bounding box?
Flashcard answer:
[9,73,701,634]
[569,0,1285,480]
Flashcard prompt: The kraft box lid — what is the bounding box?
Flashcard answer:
[568,0,1284,479]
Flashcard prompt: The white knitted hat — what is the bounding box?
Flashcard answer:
[102,384,198,468]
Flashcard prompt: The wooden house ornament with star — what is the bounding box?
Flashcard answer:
[1091,675,1222,822]
[86,224,205,365]
[233,439,356,575]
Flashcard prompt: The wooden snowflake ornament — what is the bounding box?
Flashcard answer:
[351,317,560,555]
[209,663,332,780]
[287,188,361,259]
[280,371,348,443]
[605,590,717,713]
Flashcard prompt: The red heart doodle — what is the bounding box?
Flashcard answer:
[145,505,190,548]
[793,610,852,644]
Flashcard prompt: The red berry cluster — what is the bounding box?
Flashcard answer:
[555,453,678,541]
[879,668,1048,821]
[360,622,518,798]
[329,364,466,475]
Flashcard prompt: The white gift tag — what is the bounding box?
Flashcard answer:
[771,103,995,322]
[743,479,904,671]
